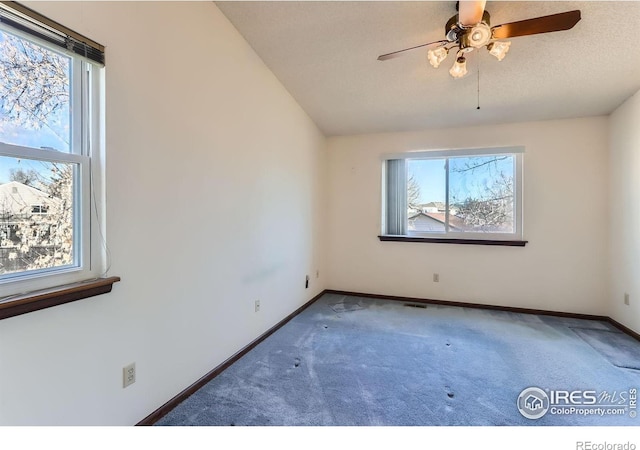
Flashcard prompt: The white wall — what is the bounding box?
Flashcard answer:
[0,2,326,425]
[326,117,609,315]
[609,89,640,334]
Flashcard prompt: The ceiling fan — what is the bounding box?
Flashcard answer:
[377,1,581,79]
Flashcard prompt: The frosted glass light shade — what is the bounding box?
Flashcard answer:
[427,46,449,68]
[488,41,511,61]
[449,57,468,78]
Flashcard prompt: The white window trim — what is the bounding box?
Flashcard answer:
[382,146,524,242]
[0,26,105,299]
[0,143,93,289]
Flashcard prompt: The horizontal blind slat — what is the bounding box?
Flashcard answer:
[0,1,104,65]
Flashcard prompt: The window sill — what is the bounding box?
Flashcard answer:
[378,236,528,247]
[0,276,121,320]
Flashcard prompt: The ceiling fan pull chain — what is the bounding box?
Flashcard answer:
[477,54,481,110]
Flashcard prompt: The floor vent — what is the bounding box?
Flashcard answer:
[404,303,427,309]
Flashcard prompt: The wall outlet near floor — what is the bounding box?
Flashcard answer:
[433,273,440,283]
[624,293,630,306]
[123,363,136,388]
[255,300,260,312]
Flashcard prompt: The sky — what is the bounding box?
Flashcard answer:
[408,158,446,203]
[408,155,514,205]
[0,155,60,185]
[0,28,71,184]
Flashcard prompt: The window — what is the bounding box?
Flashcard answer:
[382,147,525,245]
[31,205,49,214]
[0,2,107,299]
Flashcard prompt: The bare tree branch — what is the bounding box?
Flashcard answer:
[407,174,421,212]
[0,32,74,273]
[0,31,70,145]
[453,172,514,232]
[451,156,509,173]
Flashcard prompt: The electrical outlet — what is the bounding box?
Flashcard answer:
[255,300,260,312]
[624,293,630,306]
[433,273,440,283]
[123,363,136,388]
[305,275,309,289]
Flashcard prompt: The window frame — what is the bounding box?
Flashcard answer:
[31,205,49,214]
[381,146,525,244]
[0,21,103,298]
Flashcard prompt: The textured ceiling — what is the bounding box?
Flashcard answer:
[216,1,640,136]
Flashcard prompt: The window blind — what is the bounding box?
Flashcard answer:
[0,1,104,65]
[385,159,407,236]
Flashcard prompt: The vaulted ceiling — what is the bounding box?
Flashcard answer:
[216,1,640,136]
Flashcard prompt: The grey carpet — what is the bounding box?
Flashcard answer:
[572,327,640,370]
[156,294,640,426]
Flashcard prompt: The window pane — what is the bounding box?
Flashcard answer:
[407,159,447,233]
[448,155,515,233]
[0,155,75,276]
[0,29,71,152]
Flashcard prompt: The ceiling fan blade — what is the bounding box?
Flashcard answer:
[458,0,487,26]
[492,10,581,39]
[377,40,449,61]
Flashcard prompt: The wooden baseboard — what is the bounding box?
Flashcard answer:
[138,288,640,426]
[136,290,326,426]
[325,289,610,322]
[607,317,640,342]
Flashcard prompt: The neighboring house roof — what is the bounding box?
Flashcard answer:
[420,201,446,210]
[409,212,465,231]
[0,181,59,216]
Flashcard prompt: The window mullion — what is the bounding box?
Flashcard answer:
[515,153,523,239]
[71,57,83,155]
[402,159,408,235]
[444,158,450,234]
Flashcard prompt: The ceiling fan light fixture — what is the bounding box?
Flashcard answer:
[377,5,581,84]
[464,23,492,48]
[449,56,468,78]
[487,40,511,61]
[427,46,449,68]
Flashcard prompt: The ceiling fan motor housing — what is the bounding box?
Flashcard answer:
[446,10,492,48]
[445,14,460,41]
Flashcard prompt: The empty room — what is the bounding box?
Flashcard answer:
[1,0,639,444]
